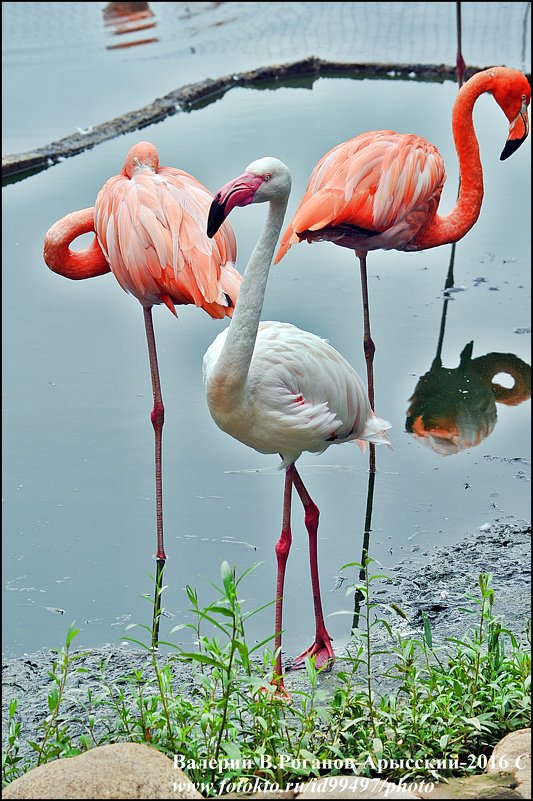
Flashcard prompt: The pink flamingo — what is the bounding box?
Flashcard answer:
[275,67,530,429]
[43,141,241,596]
[203,157,391,687]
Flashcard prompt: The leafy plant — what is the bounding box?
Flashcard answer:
[2,561,531,794]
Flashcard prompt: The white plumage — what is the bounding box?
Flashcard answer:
[204,320,390,468]
[202,157,391,686]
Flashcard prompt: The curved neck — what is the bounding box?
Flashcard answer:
[415,70,493,249]
[213,196,289,388]
[43,208,110,280]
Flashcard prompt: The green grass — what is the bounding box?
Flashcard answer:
[2,560,531,794]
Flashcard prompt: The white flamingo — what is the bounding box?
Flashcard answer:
[203,158,391,687]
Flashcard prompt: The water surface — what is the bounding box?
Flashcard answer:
[2,1,530,154]
[3,74,531,658]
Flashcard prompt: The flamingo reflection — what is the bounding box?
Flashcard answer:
[102,2,158,49]
[406,343,531,456]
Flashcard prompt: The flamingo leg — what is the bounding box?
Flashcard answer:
[143,306,166,561]
[357,251,376,474]
[290,466,334,671]
[456,2,465,88]
[273,465,294,689]
[143,307,166,645]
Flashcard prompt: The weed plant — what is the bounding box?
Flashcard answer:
[2,559,531,793]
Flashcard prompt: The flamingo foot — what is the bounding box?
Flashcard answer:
[290,635,335,672]
[257,679,292,702]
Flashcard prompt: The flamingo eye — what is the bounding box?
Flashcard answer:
[264,173,271,181]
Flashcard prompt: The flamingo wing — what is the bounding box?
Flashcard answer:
[276,131,446,259]
[94,167,240,317]
[204,321,391,466]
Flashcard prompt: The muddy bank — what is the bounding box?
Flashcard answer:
[373,516,531,643]
[2,517,530,757]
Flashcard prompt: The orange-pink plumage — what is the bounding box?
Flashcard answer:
[93,148,240,317]
[275,67,530,435]
[277,68,529,262]
[43,142,242,601]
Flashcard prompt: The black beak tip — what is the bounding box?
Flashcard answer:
[500,137,525,161]
[207,199,226,238]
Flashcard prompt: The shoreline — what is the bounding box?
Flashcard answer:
[2,516,530,757]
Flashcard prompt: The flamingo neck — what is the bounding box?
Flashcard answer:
[43,208,110,280]
[415,70,493,250]
[213,197,288,389]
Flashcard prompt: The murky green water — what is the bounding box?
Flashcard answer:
[3,73,530,659]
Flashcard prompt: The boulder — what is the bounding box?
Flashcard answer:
[2,742,201,799]
[485,728,531,799]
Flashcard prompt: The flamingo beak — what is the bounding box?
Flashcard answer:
[500,102,529,160]
[207,197,229,239]
[207,172,264,237]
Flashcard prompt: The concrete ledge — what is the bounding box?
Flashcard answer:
[2,57,488,181]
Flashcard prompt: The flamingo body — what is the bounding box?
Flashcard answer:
[94,147,240,317]
[204,320,389,468]
[44,142,240,319]
[276,130,447,255]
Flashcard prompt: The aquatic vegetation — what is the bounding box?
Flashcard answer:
[2,562,530,793]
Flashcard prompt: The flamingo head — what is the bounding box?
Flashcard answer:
[490,68,530,160]
[122,141,160,177]
[207,157,291,237]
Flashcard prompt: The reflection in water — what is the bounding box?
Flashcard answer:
[406,343,531,456]
[102,2,158,49]
[403,22,531,457]
[351,472,375,632]
[351,12,466,630]
[350,37,529,627]
[455,3,465,89]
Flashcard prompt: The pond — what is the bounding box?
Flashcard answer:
[2,72,531,660]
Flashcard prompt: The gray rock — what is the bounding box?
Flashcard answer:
[2,742,201,799]
[414,773,522,798]
[486,728,531,799]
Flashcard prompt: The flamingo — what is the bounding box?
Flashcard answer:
[203,157,391,686]
[43,141,241,627]
[275,66,530,427]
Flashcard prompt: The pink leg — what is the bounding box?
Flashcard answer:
[290,466,334,671]
[357,251,376,474]
[143,306,166,563]
[273,466,294,688]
